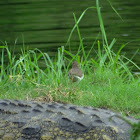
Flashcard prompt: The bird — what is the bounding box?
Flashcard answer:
[68,61,84,82]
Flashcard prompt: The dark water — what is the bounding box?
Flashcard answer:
[0,0,140,68]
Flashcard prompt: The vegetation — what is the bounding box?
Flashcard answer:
[0,0,140,121]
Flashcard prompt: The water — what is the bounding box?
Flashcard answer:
[0,0,140,69]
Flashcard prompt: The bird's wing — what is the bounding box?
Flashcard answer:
[68,69,83,77]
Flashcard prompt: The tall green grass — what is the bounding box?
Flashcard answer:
[0,0,140,118]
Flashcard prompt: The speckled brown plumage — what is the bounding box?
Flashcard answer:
[68,61,84,82]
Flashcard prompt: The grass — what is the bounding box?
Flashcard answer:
[0,0,140,120]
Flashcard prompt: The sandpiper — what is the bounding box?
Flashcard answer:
[68,61,84,82]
